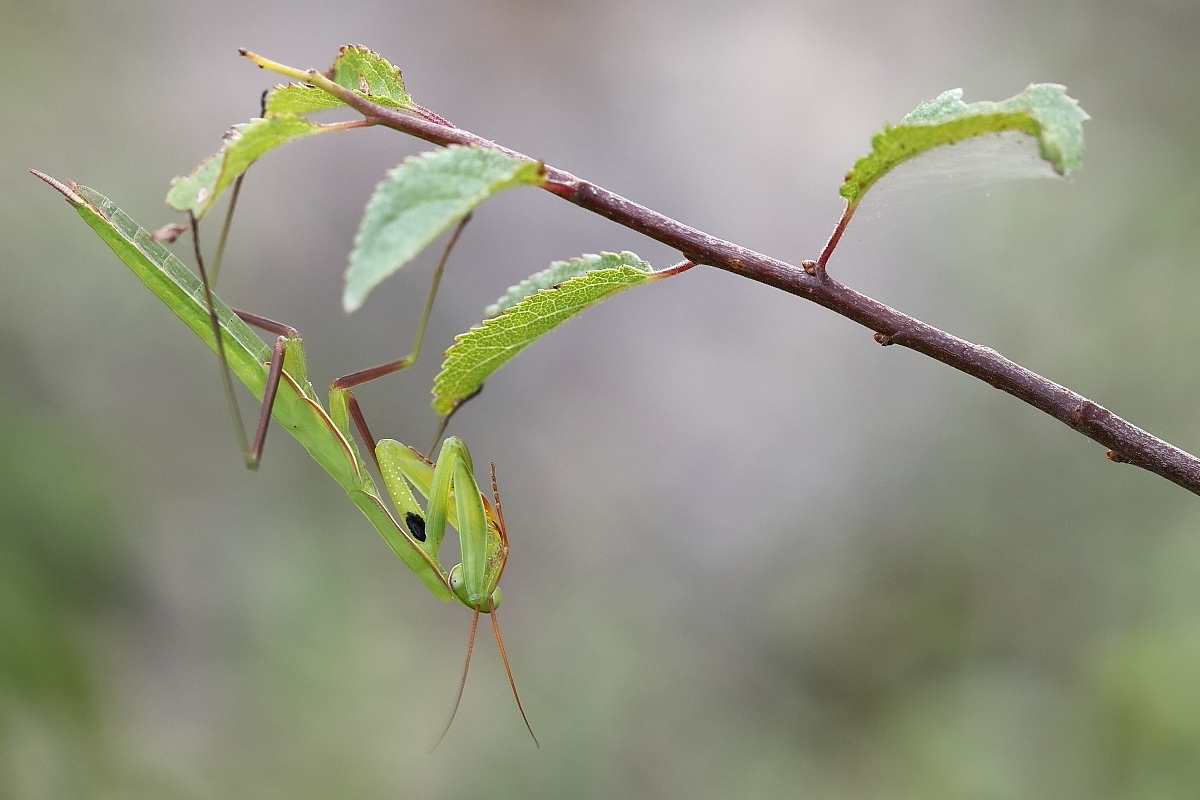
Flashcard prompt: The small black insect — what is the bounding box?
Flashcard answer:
[404,511,427,542]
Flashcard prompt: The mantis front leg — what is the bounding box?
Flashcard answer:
[376,436,537,748]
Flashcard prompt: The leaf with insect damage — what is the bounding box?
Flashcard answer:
[165,114,325,217]
[840,84,1089,206]
[265,44,413,115]
[433,252,680,416]
[344,145,544,312]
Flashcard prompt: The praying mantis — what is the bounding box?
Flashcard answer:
[32,169,537,748]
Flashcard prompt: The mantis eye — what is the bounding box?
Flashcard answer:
[449,563,464,594]
[404,512,426,542]
[488,587,502,611]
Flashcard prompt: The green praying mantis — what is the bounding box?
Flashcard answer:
[31,169,537,748]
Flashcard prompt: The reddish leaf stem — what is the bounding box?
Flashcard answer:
[816,201,857,270]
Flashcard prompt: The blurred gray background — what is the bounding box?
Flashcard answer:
[4,0,1200,797]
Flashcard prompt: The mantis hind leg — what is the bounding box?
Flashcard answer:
[332,214,473,464]
[190,212,295,470]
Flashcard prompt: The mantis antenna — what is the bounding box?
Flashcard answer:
[433,462,538,750]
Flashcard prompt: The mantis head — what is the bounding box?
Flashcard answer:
[449,563,503,611]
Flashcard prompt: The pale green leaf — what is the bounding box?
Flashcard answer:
[166,114,325,217]
[840,84,1089,205]
[432,253,656,415]
[265,84,346,115]
[344,145,544,312]
[264,44,412,115]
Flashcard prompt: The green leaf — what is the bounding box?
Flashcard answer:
[840,84,1089,205]
[327,44,411,107]
[264,44,412,115]
[432,253,657,415]
[166,114,325,217]
[344,145,544,312]
[484,252,628,317]
[265,84,346,116]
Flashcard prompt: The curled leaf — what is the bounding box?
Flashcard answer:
[840,84,1089,206]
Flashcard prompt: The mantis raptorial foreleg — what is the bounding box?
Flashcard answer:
[376,437,538,748]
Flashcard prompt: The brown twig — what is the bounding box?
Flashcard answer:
[275,66,1200,496]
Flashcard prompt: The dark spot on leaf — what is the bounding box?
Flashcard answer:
[405,512,426,542]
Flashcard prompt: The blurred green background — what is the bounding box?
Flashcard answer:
[3,0,1200,797]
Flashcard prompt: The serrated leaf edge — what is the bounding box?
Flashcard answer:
[484,251,652,318]
[432,262,663,415]
[343,145,545,312]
